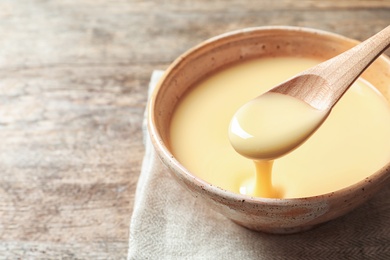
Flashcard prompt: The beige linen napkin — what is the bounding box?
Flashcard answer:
[128,70,390,259]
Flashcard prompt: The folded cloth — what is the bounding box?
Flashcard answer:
[128,70,390,259]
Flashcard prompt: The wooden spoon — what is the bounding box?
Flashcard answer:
[229,25,390,160]
[270,25,390,111]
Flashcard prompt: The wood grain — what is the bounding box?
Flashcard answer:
[0,0,389,258]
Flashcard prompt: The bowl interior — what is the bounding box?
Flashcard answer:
[151,27,390,156]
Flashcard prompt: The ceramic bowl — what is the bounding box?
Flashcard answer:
[148,26,390,234]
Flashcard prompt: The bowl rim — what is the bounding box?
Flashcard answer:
[148,25,390,205]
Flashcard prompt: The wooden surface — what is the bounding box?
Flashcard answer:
[0,0,389,259]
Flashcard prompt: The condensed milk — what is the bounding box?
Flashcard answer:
[169,56,390,198]
[229,92,329,160]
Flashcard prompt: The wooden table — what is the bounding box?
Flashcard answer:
[0,0,389,258]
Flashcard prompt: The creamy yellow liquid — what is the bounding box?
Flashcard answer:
[170,57,390,198]
[229,92,330,198]
[229,92,329,160]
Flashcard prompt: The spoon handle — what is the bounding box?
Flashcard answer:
[270,25,390,111]
[308,25,390,109]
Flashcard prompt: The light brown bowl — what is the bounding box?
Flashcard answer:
[148,26,390,234]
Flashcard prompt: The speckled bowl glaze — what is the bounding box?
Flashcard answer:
[148,26,390,234]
